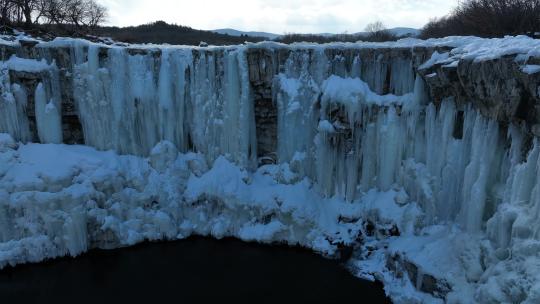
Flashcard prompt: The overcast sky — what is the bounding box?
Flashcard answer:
[98,0,458,33]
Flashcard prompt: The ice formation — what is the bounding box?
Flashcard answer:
[72,44,256,167]
[1,35,540,303]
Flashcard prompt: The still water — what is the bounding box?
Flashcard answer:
[0,237,391,303]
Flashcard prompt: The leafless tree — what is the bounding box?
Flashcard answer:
[82,0,106,28]
[0,0,107,30]
[39,0,68,25]
[364,21,395,42]
[421,0,540,38]
[0,0,16,25]
[365,21,386,34]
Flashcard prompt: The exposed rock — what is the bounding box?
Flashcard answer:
[418,54,540,134]
[386,253,451,299]
[247,49,277,163]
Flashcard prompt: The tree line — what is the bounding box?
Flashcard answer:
[4,0,537,45]
[421,0,540,38]
[94,21,266,46]
[95,20,399,46]
[0,0,107,29]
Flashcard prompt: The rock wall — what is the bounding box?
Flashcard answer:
[419,53,540,137]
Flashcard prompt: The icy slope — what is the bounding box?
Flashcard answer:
[0,137,406,266]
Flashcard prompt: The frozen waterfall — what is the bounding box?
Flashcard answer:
[2,36,540,303]
[71,44,257,167]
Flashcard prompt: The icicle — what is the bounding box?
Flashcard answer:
[376,106,402,191]
[170,50,192,152]
[389,58,415,95]
[351,55,361,78]
[35,82,62,144]
[360,122,377,191]
[109,47,127,123]
[158,49,176,144]
[0,76,31,142]
[460,116,500,233]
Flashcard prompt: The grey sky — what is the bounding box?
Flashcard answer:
[98,0,458,33]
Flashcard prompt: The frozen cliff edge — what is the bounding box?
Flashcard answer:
[1,35,540,303]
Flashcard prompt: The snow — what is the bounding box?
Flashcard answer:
[3,135,535,303]
[523,65,540,74]
[317,120,335,133]
[3,55,50,73]
[321,75,413,107]
[419,51,451,70]
[0,141,372,262]
[451,35,540,62]
[0,133,15,152]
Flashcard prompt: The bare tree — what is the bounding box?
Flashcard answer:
[0,0,16,25]
[39,0,68,25]
[6,0,39,26]
[364,21,386,34]
[0,0,107,30]
[364,21,395,42]
[421,0,540,38]
[81,0,107,28]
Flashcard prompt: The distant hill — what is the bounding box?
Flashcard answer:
[94,21,266,46]
[212,27,420,40]
[211,28,280,40]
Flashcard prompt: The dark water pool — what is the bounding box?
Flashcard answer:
[0,237,391,303]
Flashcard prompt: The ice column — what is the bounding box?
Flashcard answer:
[190,48,257,167]
[73,44,256,166]
[0,69,31,142]
[34,81,62,144]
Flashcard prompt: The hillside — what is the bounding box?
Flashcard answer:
[94,21,266,46]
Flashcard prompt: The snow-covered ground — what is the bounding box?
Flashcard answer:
[1,34,540,303]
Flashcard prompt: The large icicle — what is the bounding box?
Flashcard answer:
[73,44,256,166]
[34,82,62,144]
[0,70,31,142]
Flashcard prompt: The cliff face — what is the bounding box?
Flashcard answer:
[1,36,540,303]
[3,39,539,152]
[419,53,540,136]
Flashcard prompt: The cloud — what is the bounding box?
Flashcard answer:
[97,0,458,33]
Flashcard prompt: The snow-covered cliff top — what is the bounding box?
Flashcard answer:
[2,32,540,64]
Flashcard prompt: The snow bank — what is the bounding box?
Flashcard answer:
[0,140,394,262]
[3,56,50,73]
[321,75,413,107]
